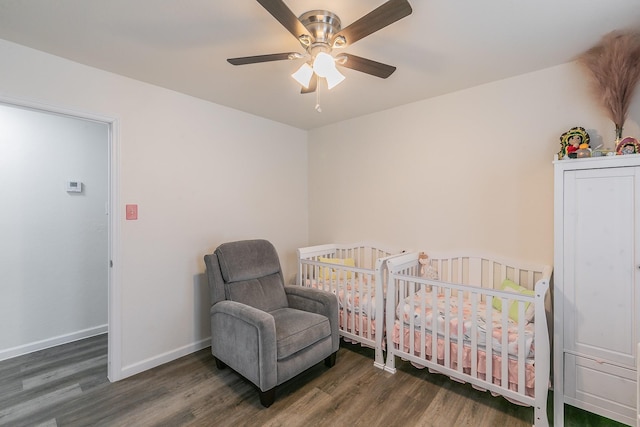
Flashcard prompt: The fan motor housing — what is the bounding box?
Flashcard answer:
[299,10,341,44]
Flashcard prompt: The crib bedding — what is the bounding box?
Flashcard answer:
[395,290,535,359]
[392,290,537,398]
[393,326,536,398]
[305,277,379,319]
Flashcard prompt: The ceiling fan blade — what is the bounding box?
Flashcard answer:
[333,0,412,47]
[227,53,298,65]
[301,74,317,94]
[256,0,312,41]
[336,54,396,79]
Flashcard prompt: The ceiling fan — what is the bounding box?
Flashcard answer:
[227,0,413,94]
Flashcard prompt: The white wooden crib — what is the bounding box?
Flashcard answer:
[297,242,405,369]
[385,252,552,427]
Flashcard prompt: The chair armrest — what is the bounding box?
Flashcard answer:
[210,300,277,391]
[284,286,339,351]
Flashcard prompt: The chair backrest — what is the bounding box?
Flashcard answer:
[205,239,288,312]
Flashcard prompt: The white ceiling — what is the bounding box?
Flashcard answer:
[0,1,639,130]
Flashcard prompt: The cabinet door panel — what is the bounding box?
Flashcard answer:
[563,167,637,367]
[564,354,637,425]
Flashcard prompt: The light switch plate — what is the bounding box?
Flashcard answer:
[126,204,138,220]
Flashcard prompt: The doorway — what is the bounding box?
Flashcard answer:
[0,98,120,381]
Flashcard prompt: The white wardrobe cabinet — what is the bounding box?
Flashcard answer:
[554,155,639,426]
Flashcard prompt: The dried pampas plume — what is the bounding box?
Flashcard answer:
[578,30,640,138]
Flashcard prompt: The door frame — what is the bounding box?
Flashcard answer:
[0,94,122,381]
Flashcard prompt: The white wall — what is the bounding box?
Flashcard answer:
[0,104,108,358]
[308,63,640,266]
[0,39,309,378]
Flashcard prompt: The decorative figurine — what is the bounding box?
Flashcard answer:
[558,127,590,159]
[616,136,640,155]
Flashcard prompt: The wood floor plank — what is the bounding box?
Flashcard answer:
[22,355,107,390]
[261,387,334,427]
[0,383,82,426]
[33,419,57,427]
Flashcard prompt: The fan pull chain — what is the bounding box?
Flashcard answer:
[315,78,322,113]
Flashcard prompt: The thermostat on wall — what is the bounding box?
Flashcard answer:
[66,180,83,193]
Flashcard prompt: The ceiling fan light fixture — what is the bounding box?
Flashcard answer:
[312,52,344,89]
[325,68,345,90]
[291,62,314,88]
[312,52,336,78]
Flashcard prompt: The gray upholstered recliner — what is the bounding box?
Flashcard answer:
[204,239,339,407]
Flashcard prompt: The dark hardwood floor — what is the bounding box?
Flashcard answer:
[0,334,626,426]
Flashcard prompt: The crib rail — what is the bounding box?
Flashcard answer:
[384,252,551,427]
[297,242,401,283]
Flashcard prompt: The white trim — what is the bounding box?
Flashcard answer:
[0,325,108,362]
[120,338,211,379]
[107,117,122,381]
[0,94,122,382]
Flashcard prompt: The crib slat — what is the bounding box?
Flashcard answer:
[470,293,478,377]
[517,301,526,394]
[431,285,438,364]
[486,297,493,383]
[488,259,494,287]
[349,271,355,337]
[420,281,427,360]
[357,273,363,339]
[501,304,509,391]
[396,276,403,362]
[457,291,464,373]
[368,273,373,340]
[444,288,451,367]
[408,279,415,360]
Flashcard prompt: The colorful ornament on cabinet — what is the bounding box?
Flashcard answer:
[558,127,590,159]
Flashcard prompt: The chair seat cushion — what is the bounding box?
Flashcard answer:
[271,308,331,360]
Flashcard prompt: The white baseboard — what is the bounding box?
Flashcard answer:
[0,325,108,362]
[118,337,211,380]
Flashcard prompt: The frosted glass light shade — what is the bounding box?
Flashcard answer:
[291,63,313,88]
[325,68,345,89]
[312,52,335,77]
